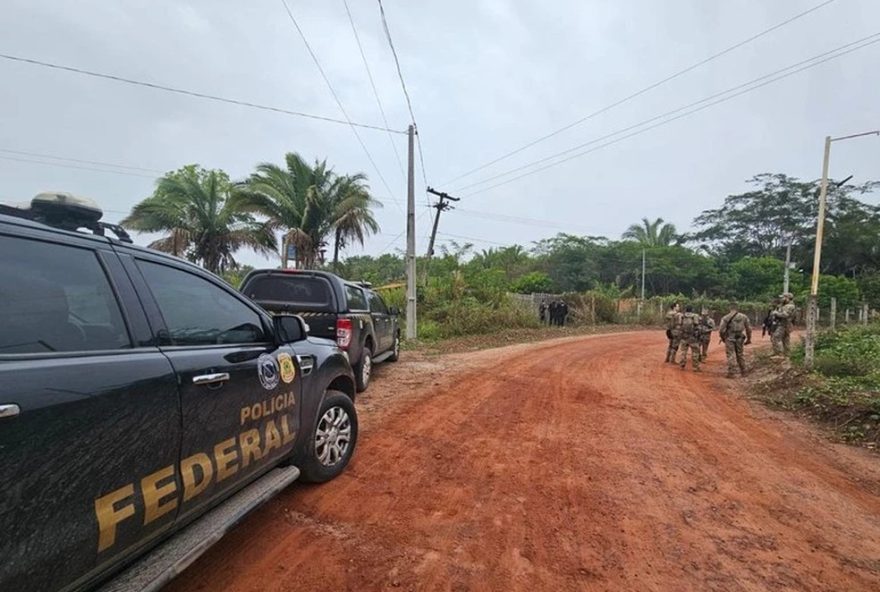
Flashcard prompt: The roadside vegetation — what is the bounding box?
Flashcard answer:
[123,169,880,342]
[750,324,880,448]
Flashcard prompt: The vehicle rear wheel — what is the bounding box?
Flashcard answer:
[388,333,400,362]
[297,391,358,483]
[355,346,372,392]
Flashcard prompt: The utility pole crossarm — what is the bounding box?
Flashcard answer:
[425,186,461,259]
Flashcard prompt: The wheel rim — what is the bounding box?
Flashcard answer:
[315,406,352,467]
[362,353,372,383]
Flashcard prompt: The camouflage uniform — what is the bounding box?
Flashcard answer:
[771,294,796,356]
[718,309,752,377]
[664,307,681,363]
[677,311,702,371]
[698,313,715,361]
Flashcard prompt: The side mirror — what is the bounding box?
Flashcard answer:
[388,306,399,316]
[273,314,309,344]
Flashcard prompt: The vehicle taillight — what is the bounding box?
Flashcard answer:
[336,318,353,349]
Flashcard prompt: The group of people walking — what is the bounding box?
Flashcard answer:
[665,294,797,377]
[665,301,752,378]
[539,299,569,326]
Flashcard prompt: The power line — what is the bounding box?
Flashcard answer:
[453,206,599,234]
[279,0,401,215]
[377,0,417,128]
[0,155,157,179]
[377,0,432,207]
[0,148,165,173]
[377,208,430,251]
[442,0,840,185]
[0,53,404,134]
[455,33,880,193]
[435,231,508,246]
[342,0,405,178]
[462,33,880,197]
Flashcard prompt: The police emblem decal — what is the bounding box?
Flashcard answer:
[277,352,296,384]
[257,353,280,390]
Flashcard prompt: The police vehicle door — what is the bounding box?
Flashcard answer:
[0,235,180,592]
[127,255,302,518]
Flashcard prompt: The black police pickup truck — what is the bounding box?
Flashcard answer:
[0,194,359,592]
[240,269,401,392]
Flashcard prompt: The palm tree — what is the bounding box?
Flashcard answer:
[622,217,678,247]
[234,153,380,269]
[122,165,276,273]
[329,174,381,271]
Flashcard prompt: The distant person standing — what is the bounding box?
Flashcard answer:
[677,305,702,371]
[548,300,558,327]
[771,293,796,356]
[718,302,752,378]
[664,302,681,363]
[539,299,548,324]
[558,300,569,326]
[698,309,715,362]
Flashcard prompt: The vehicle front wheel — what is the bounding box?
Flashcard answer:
[355,347,372,392]
[388,333,400,362]
[297,391,358,483]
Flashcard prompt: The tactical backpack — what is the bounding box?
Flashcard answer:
[728,313,746,335]
[680,313,697,336]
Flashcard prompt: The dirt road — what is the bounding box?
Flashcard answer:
[166,331,880,591]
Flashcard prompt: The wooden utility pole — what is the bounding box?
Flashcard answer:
[805,131,878,369]
[425,187,461,259]
[405,125,417,339]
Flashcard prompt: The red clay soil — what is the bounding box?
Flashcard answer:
[165,331,880,592]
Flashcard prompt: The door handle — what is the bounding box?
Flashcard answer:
[192,372,230,386]
[0,404,20,419]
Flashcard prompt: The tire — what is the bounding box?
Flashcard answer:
[355,344,372,392]
[388,332,400,362]
[297,391,358,483]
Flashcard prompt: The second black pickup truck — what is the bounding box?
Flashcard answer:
[240,270,401,392]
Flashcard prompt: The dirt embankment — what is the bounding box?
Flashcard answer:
[166,331,880,592]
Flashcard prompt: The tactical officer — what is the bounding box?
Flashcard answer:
[771,293,796,356]
[558,300,569,327]
[698,309,715,362]
[677,305,702,371]
[664,302,681,363]
[539,299,548,324]
[762,298,780,339]
[548,300,558,326]
[718,301,752,378]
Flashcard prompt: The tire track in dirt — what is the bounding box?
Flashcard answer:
[164,331,880,592]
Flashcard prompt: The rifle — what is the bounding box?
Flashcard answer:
[762,313,777,337]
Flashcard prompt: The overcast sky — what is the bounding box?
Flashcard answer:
[1,0,878,266]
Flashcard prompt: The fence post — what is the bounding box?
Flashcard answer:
[845,308,851,323]
[590,294,596,325]
[864,303,870,326]
[830,297,836,330]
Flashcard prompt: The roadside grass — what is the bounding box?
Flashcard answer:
[403,324,639,355]
[748,324,880,449]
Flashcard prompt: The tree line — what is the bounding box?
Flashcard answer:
[337,173,880,309]
[122,168,880,309]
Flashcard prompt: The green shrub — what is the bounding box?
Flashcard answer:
[810,325,880,380]
[417,320,443,341]
[426,296,538,338]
